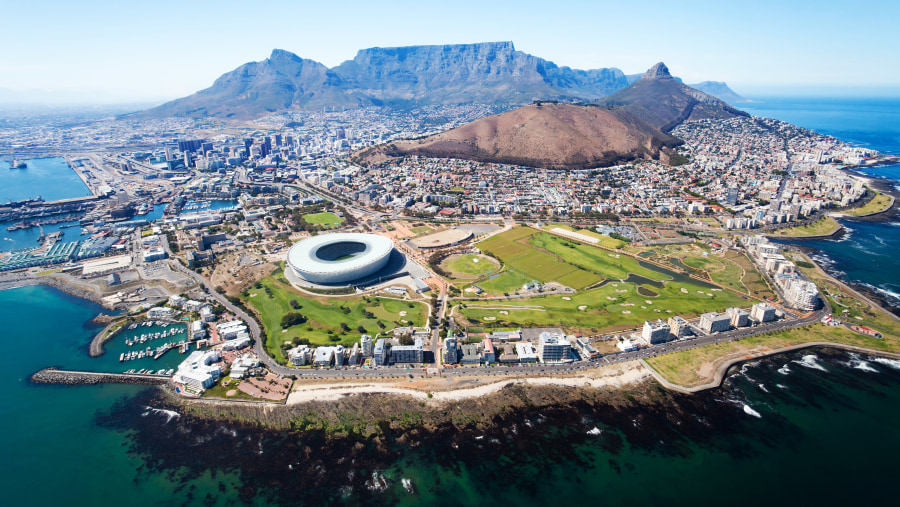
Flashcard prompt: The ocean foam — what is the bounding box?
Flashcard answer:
[142,406,180,423]
[874,357,900,370]
[743,404,762,418]
[777,364,791,375]
[757,383,770,393]
[793,354,828,372]
[587,427,603,436]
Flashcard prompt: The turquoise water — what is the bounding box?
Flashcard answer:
[0,285,242,506]
[0,157,91,202]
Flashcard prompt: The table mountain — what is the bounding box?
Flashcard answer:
[142,42,633,119]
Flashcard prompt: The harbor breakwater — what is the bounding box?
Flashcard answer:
[30,368,169,386]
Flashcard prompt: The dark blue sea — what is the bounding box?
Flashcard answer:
[741,97,900,309]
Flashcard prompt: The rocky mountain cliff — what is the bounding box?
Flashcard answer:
[142,42,632,119]
[595,63,749,131]
[353,103,682,170]
[687,81,749,104]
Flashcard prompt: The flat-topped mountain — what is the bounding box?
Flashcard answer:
[594,63,749,131]
[143,43,632,119]
[353,103,682,170]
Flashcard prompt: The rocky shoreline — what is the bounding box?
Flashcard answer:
[95,347,899,506]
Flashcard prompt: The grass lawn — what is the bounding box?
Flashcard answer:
[202,377,256,400]
[530,233,665,281]
[842,191,893,216]
[474,270,532,296]
[646,323,900,388]
[459,275,746,334]
[241,272,428,364]
[303,211,344,228]
[541,223,626,249]
[443,253,499,279]
[772,216,840,237]
[409,225,433,234]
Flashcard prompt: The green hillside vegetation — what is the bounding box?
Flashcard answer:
[241,273,427,364]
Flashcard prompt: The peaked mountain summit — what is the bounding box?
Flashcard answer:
[594,62,749,131]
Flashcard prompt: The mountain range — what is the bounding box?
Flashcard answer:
[353,62,746,170]
[141,42,745,119]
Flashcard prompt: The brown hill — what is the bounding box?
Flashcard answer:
[354,103,682,170]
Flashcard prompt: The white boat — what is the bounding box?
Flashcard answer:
[119,353,124,362]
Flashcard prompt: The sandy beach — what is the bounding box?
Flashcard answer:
[286,361,649,405]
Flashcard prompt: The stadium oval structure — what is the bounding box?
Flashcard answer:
[286,233,394,284]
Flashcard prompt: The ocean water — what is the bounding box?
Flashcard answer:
[739,97,900,155]
[741,97,900,309]
[0,285,244,506]
[0,157,92,202]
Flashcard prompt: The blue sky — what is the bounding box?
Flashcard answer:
[2,0,899,102]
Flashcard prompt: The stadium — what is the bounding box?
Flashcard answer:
[286,233,395,285]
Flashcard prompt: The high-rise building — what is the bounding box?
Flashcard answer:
[726,307,750,328]
[641,320,672,344]
[536,332,571,363]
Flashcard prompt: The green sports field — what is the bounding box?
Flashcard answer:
[303,211,344,228]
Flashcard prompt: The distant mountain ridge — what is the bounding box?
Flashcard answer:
[141,42,743,119]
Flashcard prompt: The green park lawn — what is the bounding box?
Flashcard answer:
[841,191,893,216]
[443,253,499,279]
[541,223,626,249]
[473,270,533,296]
[772,216,840,237]
[459,275,746,334]
[303,211,344,228]
[241,273,427,364]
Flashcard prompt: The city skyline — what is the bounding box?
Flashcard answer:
[3,0,900,104]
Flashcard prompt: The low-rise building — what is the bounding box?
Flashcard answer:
[726,307,750,328]
[750,302,777,323]
[191,320,206,339]
[460,343,482,365]
[515,342,538,362]
[147,306,174,320]
[482,338,496,363]
[699,312,731,334]
[288,345,311,366]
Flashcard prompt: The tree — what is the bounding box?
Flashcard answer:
[280,312,306,328]
[398,334,414,346]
